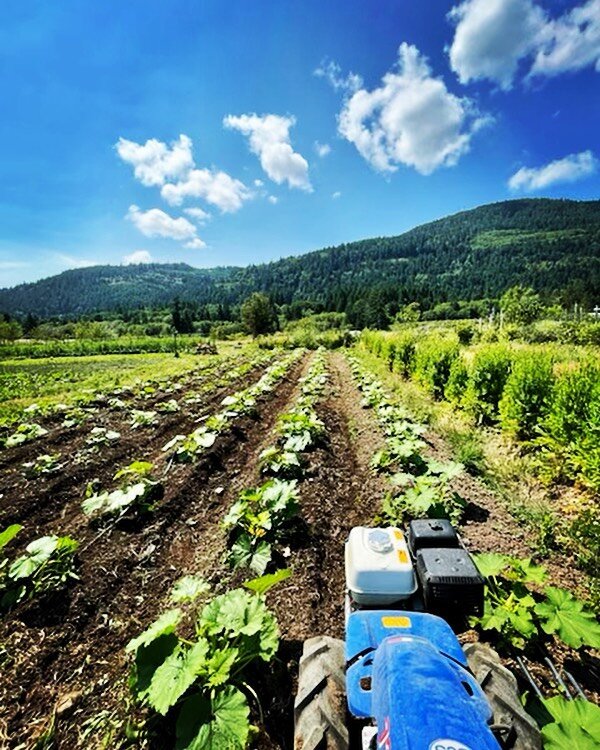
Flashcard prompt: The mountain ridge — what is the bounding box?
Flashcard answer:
[1,198,599,318]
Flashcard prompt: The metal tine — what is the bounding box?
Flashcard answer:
[543,657,572,700]
[516,655,544,701]
[564,670,588,701]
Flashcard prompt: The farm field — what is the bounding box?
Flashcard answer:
[0,344,252,427]
[0,344,598,749]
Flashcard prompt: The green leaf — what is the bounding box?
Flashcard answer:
[510,557,547,584]
[0,524,22,551]
[175,686,249,750]
[201,647,238,688]
[198,588,279,661]
[228,535,272,575]
[243,568,291,595]
[147,640,209,715]
[535,587,600,649]
[126,608,183,653]
[473,552,512,578]
[131,633,178,701]
[114,460,154,481]
[9,536,60,580]
[541,696,600,750]
[170,575,212,604]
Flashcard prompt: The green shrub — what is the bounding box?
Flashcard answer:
[413,338,459,399]
[499,353,556,440]
[380,339,396,371]
[569,507,600,578]
[445,356,469,403]
[391,333,417,377]
[456,323,475,345]
[464,344,513,424]
[536,362,600,487]
[541,362,600,446]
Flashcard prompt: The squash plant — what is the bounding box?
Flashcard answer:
[472,553,600,651]
[540,695,600,750]
[82,461,163,520]
[0,524,78,611]
[223,480,299,575]
[127,587,280,750]
[1,422,48,449]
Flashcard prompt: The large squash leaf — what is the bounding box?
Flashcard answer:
[146,640,209,715]
[198,588,279,661]
[535,587,600,649]
[175,686,249,750]
[541,696,600,750]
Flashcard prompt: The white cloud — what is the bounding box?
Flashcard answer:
[315,141,331,158]
[332,191,341,199]
[448,0,600,89]
[448,0,546,90]
[126,205,198,241]
[161,168,251,213]
[224,113,312,191]
[116,133,251,214]
[184,238,207,250]
[115,134,194,186]
[123,250,152,264]
[530,0,600,79]
[268,195,279,204]
[337,43,488,175]
[56,254,98,269]
[254,178,264,187]
[314,59,363,93]
[508,150,598,191]
[184,207,211,223]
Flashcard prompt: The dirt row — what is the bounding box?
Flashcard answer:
[0,355,305,748]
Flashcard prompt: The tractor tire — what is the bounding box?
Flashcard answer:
[464,643,542,750]
[294,636,349,750]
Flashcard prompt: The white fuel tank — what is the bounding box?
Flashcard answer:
[345,526,417,605]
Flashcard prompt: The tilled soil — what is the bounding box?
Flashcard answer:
[0,355,304,748]
[0,349,597,750]
[0,354,274,538]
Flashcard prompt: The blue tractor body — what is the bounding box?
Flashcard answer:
[345,611,501,750]
[294,524,540,750]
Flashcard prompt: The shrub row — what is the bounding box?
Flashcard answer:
[362,331,600,495]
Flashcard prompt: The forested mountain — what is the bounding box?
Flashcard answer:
[2,198,599,320]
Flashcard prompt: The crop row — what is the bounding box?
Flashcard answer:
[120,351,330,748]
[347,354,466,525]
[223,349,329,575]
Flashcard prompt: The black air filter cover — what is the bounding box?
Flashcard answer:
[416,547,484,618]
[408,519,459,556]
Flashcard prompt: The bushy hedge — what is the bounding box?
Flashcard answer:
[499,353,555,440]
[361,330,600,492]
[413,338,459,399]
[463,345,513,424]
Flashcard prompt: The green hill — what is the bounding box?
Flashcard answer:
[1,198,599,319]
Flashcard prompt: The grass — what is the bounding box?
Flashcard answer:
[0,344,244,426]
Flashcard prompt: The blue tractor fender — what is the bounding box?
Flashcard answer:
[345,611,501,750]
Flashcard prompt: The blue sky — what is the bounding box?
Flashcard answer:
[1,0,599,288]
